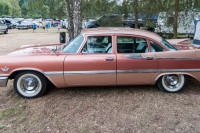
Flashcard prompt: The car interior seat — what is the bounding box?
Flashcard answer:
[136,42,147,53]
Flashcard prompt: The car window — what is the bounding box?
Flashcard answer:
[82,36,112,54]
[161,39,178,51]
[62,34,84,54]
[117,36,148,53]
[148,41,166,52]
[0,20,5,24]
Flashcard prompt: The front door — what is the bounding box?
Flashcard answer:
[116,35,158,85]
[64,35,116,86]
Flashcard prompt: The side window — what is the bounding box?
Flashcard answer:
[117,36,148,53]
[150,41,166,52]
[82,36,112,54]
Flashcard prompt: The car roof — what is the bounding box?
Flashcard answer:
[82,27,162,42]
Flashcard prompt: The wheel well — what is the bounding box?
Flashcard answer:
[155,73,196,84]
[9,70,54,86]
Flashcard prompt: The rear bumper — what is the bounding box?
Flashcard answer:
[0,77,8,87]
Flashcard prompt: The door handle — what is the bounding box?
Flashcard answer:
[106,57,114,61]
[145,57,154,60]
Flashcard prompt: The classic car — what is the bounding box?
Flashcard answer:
[0,28,200,98]
[16,21,33,29]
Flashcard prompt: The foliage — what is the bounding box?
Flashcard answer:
[0,1,12,17]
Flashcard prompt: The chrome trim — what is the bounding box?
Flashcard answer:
[64,70,116,75]
[117,70,158,73]
[0,77,8,87]
[0,74,9,77]
[157,58,200,60]
[0,77,8,80]
[118,69,200,73]
[44,71,63,75]
[45,69,200,76]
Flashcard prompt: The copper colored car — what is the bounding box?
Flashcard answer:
[0,28,199,98]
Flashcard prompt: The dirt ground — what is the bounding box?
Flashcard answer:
[0,28,200,133]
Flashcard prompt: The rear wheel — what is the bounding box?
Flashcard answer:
[157,74,186,93]
[14,71,47,98]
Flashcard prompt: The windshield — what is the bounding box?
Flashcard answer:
[161,39,178,51]
[62,34,84,54]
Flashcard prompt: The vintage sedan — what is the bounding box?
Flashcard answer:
[0,28,199,98]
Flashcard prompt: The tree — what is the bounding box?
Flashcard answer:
[74,0,82,38]
[0,1,12,17]
[8,0,21,17]
[173,0,179,38]
[65,0,74,40]
[134,0,138,28]
[65,0,82,40]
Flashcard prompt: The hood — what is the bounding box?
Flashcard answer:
[167,38,200,50]
[7,43,64,56]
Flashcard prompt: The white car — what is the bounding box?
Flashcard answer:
[0,20,8,34]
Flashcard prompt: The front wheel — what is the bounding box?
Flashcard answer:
[14,72,47,98]
[157,74,186,93]
[4,29,8,34]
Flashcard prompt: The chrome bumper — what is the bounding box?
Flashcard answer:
[0,77,8,87]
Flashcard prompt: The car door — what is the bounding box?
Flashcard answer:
[63,35,117,86]
[116,35,159,85]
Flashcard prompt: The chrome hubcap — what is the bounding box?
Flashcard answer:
[17,74,42,96]
[22,77,38,93]
[163,75,181,89]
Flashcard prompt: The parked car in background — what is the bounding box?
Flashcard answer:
[54,20,61,26]
[16,21,33,29]
[0,19,8,34]
[0,28,200,98]
[83,22,99,29]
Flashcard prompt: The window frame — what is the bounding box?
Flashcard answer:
[115,34,168,54]
[78,34,115,54]
[116,34,150,54]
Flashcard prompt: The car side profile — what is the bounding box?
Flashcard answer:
[0,20,8,34]
[0,28,200,98]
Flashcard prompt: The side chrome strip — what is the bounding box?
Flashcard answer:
[117,69,200,73]
[44,71,63,75]
[44,70,116,75]
[64,70,116,75]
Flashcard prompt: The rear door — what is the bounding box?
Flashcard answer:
[64,35,117,86]
[116,35,159,85]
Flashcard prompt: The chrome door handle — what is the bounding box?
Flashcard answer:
[106,57,114,61]
[145,57,154,60]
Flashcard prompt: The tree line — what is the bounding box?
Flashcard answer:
[0,0,200,39]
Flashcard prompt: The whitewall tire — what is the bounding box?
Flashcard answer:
[157,74,186,93]
[14,72,47,98]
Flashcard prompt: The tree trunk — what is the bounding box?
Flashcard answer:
[73,0,82,38]
[65,0,74,40]
[173,0,179,38]
[134,0,138,28]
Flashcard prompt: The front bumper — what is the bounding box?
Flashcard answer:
[0,77,8,87]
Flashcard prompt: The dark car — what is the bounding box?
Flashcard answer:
[83,22,99,29]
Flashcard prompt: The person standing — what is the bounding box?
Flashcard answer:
[33,23,37,33]
[57,23,61,32]
[42,21,46,31]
